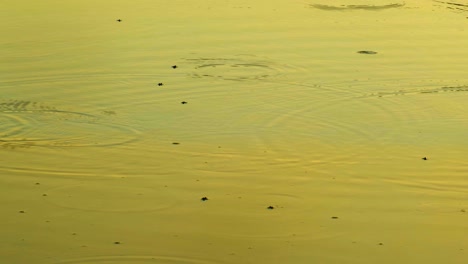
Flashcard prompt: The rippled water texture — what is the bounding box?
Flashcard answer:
[1,0,468,263]
[0,99,139,148]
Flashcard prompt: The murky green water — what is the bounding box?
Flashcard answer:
[1,1,468,263]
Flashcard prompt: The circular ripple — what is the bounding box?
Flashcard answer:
[44,182,176,213]
[0,100,140,148]
[55,255,222,264]
[183,54,297,81]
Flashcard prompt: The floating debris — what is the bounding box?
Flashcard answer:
[172,142,180,145]
[267,206,274,210]
[181,101,187,104]
[114,241,121,245]
[331,216,339,219]
[172,65,177,69]
[116,19,122,22]
[201,197,209,201]
[422,157,428,160]
[158,83,163,86]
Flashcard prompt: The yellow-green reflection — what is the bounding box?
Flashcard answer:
[1,1,468,263]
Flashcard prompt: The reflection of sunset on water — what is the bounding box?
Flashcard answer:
[1,1,467,263]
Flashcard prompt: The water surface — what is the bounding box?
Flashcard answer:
[1,1,468,263]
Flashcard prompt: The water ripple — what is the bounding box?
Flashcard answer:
[55,255,224,264]
[182,54,302,82]
[310,2,405,11]
[0,99,141,148]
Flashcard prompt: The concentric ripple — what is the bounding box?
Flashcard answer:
[55,255,222,264]
[0,99,140,148]
[183,54,297,81]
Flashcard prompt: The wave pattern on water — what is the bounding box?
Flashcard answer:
[0,99,141,148]
[433,0,468,13]
[43,181,178,213]
[183,54,300,81]
[310,2,405,11]
[54,255,224,264]
[359,84,468,98]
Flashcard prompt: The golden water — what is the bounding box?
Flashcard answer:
[1,1,468,263]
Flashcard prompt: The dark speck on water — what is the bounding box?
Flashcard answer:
[201,197,209,201]
[116,19,121,22]
[267,206,274,210]
[172,142,180,145]
[331,216,339,219]
[422,157,427,160]
[158,83,163,86]
[181,101,187,104]
[172,65,177,69]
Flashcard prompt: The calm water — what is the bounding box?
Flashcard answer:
[1,1,468,263]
